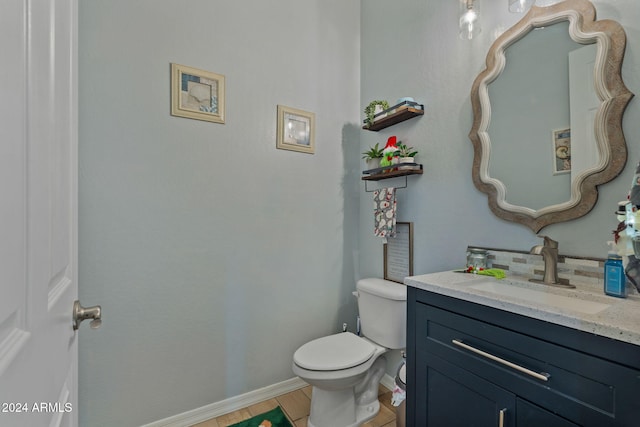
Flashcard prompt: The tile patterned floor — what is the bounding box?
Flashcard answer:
[191,384,397,427]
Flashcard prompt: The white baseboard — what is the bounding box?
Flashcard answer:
[140,377,308,427]
[141,374,398,427]
[380,373,396,392]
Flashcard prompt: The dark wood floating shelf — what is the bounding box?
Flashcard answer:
[362,163,423,181]
[362,105,424,132]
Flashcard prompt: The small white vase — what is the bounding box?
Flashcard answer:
[366,158,381,171]
[399,157,417,170]
[373,105,387,121]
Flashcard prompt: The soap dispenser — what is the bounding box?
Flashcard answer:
[604,241,626,298]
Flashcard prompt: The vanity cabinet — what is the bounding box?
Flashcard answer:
[406,287,640,426]
[424,353,516,426]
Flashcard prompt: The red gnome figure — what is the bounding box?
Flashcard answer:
[380,136,398,168]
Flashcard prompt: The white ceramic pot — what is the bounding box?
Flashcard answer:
[366,158,381,171]
[373,105,387,121]
[398,157,416,170]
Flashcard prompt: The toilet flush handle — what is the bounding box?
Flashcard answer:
[352,291,359,298]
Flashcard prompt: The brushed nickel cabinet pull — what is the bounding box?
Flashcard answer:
[452,339,550,382]
[499,408,506,427]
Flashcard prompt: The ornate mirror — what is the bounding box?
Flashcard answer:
[469,0,633,232]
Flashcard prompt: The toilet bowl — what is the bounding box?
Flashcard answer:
[292,278,407,427]
[292,333,388,427]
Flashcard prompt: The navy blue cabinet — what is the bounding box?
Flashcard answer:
[422,354,515,426]
[406,287,640,426]
[516,399,579,427]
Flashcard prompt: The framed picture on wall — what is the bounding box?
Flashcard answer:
[170,63,225,124]
[384,222,414,284]
[552,128,571,175]
[276,105,315,154]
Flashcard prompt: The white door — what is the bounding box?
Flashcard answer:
[0,1,85,427]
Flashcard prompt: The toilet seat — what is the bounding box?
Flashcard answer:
[293,332,375,371]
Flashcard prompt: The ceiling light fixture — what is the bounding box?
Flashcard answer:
[459,0,481,40]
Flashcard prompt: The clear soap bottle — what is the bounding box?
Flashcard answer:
[604,241,626,298]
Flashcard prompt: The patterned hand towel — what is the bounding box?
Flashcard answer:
[374,188,397,240]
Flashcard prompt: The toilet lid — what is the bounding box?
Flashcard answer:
[294,332,376,371]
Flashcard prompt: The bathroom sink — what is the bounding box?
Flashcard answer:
[469,281,611,315]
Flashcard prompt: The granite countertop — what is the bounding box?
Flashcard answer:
[405,270,640,346]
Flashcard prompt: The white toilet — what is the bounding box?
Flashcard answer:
[292,278,407,427]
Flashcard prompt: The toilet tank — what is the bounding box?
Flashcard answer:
[356,278,407,349]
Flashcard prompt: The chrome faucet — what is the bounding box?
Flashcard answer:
[529,236,574,288]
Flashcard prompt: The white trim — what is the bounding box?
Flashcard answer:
[380,373,396,392]
[140,377,308,427]
[141,374,398,427]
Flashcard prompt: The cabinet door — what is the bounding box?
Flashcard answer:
[517,398,580,427]
[420,354,515,426]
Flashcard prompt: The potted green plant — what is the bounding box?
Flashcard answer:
[396,143,418,169]
[362,143,384,170]
[364,100,390,127]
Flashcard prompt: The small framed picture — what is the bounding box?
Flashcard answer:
[276,105,315,154]
[552,128,571,175]
[384,222,414,284]
[171,63,225,124]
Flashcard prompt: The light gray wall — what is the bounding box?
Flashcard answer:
[360,0,638,370]
[78,1,360,425]
[78,0,639,425]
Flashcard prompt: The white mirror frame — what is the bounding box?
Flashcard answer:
[469,0,633,232]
